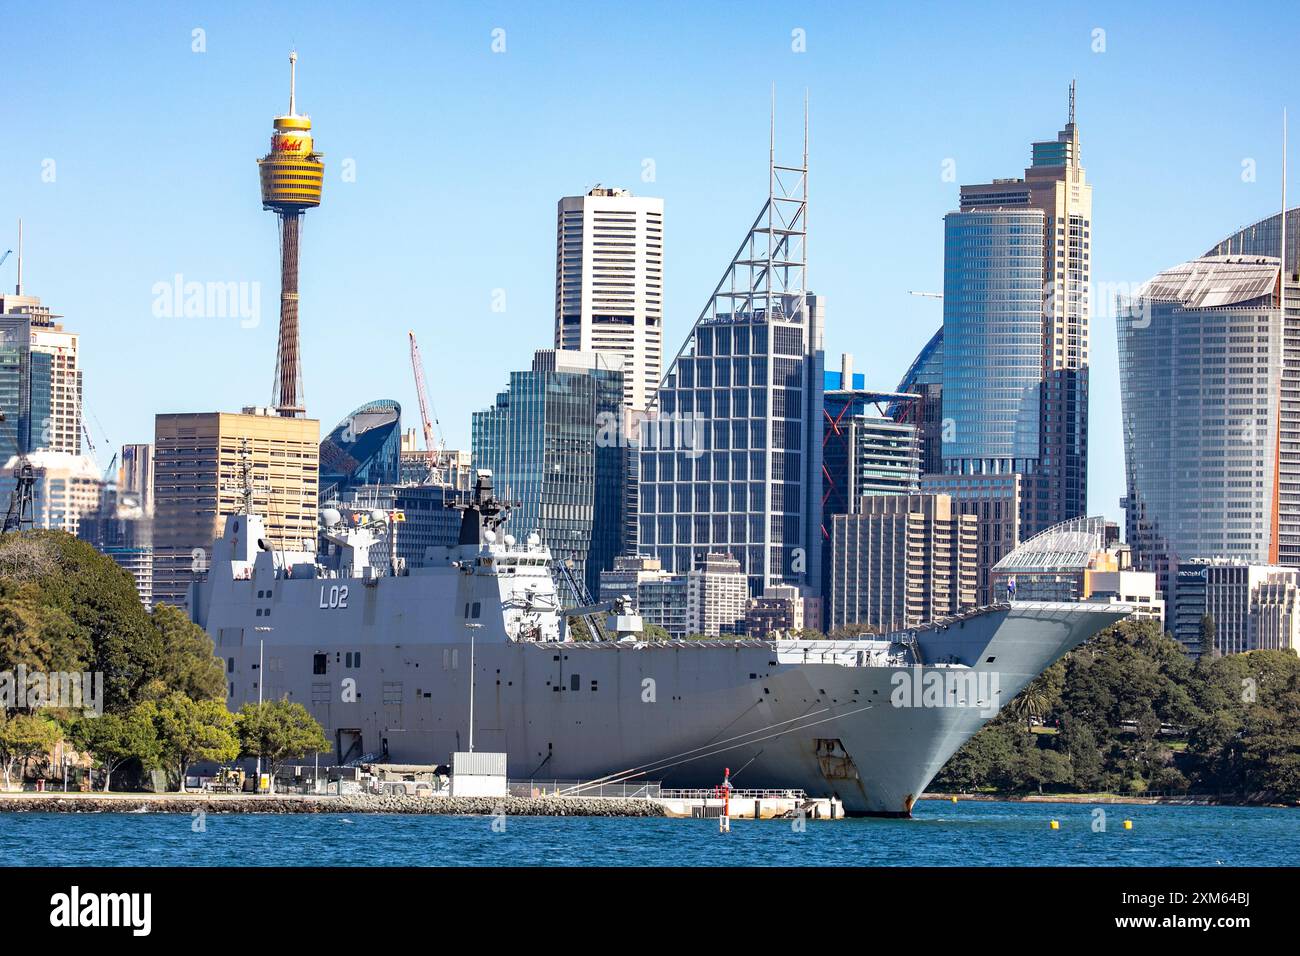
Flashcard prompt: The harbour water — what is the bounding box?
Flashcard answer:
[0,801,1294,866]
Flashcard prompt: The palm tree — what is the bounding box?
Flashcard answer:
[1008,687,1050,733]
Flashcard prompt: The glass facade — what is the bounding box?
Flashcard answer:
[1205,209,1300,569]
[0,316,54,460]
[1117,255,1282,597]
[318,399,402,501]
[941,208,1046,466]
[636,294,824,596]
[471,350,626,600]
[890,327,944,474]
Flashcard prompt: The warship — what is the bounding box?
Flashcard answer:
[191,472,1131,816]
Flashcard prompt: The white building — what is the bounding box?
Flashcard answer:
[554,187,664,410]
[0,451,102,535]
[687,552,748,636]
[1085,569,1164,626]
[1249,576,1300,652]
[1173,559,1300,656]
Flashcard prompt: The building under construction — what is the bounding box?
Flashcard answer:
[257,51,324,418]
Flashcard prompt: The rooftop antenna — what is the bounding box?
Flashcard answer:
[804,88,809,289]
[15,219,22,296]
[769,82,776,202]
[1068,78,1076,126]
[288,50,298,115]
[1282,107,1288,310]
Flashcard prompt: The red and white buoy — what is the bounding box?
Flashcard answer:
[719,767,733,833]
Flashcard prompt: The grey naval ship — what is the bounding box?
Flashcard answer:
[191,472,1131,816]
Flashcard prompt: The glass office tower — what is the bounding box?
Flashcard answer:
[941,207,1046,467]
[1117,254,1283,597]
[940,91,1093,536]
[472,349,626,600]
[1205,209,1300,568]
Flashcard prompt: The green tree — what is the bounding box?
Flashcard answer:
[642,623,671,642]
[0,530,228,714]
[236,698,330,791]
[138,604,226,703]
[1199,614,1216,657]
[69,706,161,792]
[143,693,238,791]
[0,712,62,789]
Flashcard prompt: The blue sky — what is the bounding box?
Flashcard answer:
[2,1,1293,526]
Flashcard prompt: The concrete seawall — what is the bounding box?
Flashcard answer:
[0,793,668,817]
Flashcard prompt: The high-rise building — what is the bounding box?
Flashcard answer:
[555,187,664,411]
[1204,209,1300,569]
[1249,576,1300,652]
[890,328,944,474]
[78,485,153,609]
[1171,559,1300,657]
[940,86,1091,536]
[471,349,626,600]
[1117,255,1283,597]
[686,552,749,636]
[0,450,101,535]
[119,443,155,517]
[0,236,82,460]
[637,133,822,598]
[257,52,324,419]
[152,409,319,608]
[919,473,1022,606]
[827,493,977,632]
[822,355,921,512]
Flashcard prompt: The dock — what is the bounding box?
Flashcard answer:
[655,788,842,820]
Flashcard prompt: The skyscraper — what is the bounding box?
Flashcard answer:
[471,349,626,600]
[257,52,324,418]
[1118,254,1284,596]
[555,187,664,412]
[636,123,822,598]
[1205,209,1300,568]
[0,231,82,460]
[940,86,1092,536]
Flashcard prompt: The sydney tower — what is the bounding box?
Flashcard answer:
[257,51,324,418]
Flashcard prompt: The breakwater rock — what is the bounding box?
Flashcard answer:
[0,793,667,817]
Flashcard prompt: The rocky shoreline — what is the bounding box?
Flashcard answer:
[0,793,668,817]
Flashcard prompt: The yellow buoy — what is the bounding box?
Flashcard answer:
[1050,820,1060,830]
[1124,819,1133,830]
[951,796,958,803]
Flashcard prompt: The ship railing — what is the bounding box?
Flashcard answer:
[659,788,807,801]
[508,779,663,799]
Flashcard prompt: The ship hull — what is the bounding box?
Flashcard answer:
[218,599,1128,816]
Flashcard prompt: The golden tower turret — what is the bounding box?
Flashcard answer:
[257,51,324,418]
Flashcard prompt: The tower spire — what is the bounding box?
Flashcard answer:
[288,50,298,116]
[1068,78,1076,125]
[15,218,22,296]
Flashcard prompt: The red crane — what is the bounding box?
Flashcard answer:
[408,330,445,483]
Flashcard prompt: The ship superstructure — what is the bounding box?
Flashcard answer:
[192,472,1131,815]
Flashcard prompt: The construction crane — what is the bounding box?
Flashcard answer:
[908,291,943,299]
[0,250,11,271]
[408,330,447,484]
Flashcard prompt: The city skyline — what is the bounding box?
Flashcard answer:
[3,3,1298,531]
